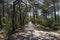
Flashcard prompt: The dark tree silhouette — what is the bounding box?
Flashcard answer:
[0,0,4,29]
[12,2,15,31]
[53,0,57,22]
[0,5,2,29]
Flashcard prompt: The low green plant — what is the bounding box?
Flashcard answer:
[2,17,12,32]
[41,19,52,27]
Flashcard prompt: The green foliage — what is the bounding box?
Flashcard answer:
[51,22,60,30]
[41,19,52,27]
[3,17,12,32]
[25,17,30,24]
[0,17,12,39]
[33,18,53,27]
[28,16,60,31]
[35,18,42,24]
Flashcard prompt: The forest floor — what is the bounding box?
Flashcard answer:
[7,22,60,40]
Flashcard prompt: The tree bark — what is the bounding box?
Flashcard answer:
[12,3,15,31]
[0,7,2,29]
[53,0,56,22]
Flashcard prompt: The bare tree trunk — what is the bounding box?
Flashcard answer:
[0,7,2,29]
[57,0,59,23]
[12,3,15,31]
[33,7,35,24]
[53,0,56,22]
[19,0,22,29]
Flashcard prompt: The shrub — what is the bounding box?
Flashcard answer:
[35,18,42,24]
[41,19,52,27]
[51,22,60,30]
[2,17,12,32]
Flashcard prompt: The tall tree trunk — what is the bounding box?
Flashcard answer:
[35,7,38,19]
[19,0,22,29]
[42,9,47,19]
[2,0,4,29]
[53,0,56,22]
[12,3,15,31]
[0,6,2,29]
[57,0,59,23]
[33,7,35,24]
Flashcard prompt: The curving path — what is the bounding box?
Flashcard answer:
[8,22,60,40]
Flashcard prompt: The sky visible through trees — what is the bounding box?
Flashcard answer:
[4,0,60,16]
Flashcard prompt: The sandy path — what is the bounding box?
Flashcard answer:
[8,22,60,40]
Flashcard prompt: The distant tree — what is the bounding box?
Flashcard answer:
[0,6,2,29]
[52,0,56,22]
